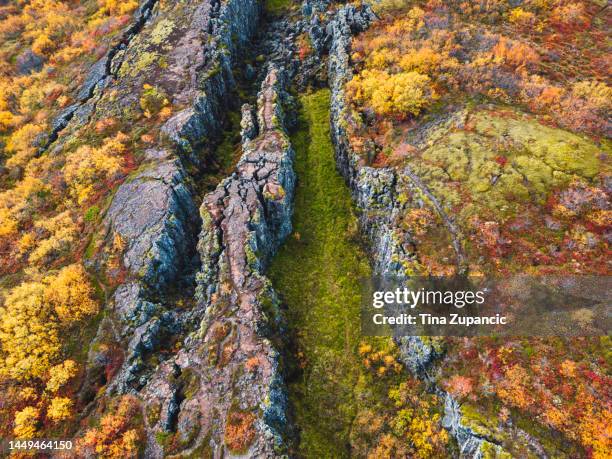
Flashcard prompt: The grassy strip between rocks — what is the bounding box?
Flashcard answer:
[269,89,392,457]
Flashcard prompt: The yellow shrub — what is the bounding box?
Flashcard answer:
[571,80,612,111]
[47,397,73,422]
[0,176,48,225]
[0,281,60,380]
[44,264,99,324]
[508,7,536,27]
[18,232,36,255]
[46,359,78,393]
[19,387,39,402]
[348,70,437,118]
[367,48,400,70]
[64,133,126,204]
[99,0,139,16]
[0,207,18,237]
[32,33,55,55]
[19,84,46,115]
[13,406,39,438]
[399,47,443,74]
[0,110,16,131]
[29,211,78,265]
[0,265,96,382]
[5,123,46,168]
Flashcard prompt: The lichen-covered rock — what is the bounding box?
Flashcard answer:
[74,0,264,426]
[105,158,199,291]
[140,66,295,457]
[327,3,416,279]
[442,393,496,459]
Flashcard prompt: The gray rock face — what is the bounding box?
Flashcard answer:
[326,3,412,278]
[442,393,487,458]
[79,0,264,417]
[396,336,443,375]
[140,67,295,457]
[240,103,258,144]
[105,158,199,291]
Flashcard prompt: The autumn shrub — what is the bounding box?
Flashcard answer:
[5,122,47,168]
[78,395,143,458]
[491,37,539,70]
[99,0,139,17]
[28,211,78,265]
[557,80,612,134]
[47,397,73,422]
[507,7,536,29]
[0,109,16,131]
[45,359,78,393]
[0,177,49,238]
[64,133,127,204]
[352,375,449,458]
[445,374,474,400]
[0,280,61,381]
[550,2,590,31]
[32,34,55,56]
[0,264,97,381]
[398,47,444,74]
[13,406,40,439]
[44,264,99,324]
[347,70,437,118]
[0,207,19,238]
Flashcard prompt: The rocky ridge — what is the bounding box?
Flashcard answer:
[65,0,297,454]
[138,66,295,457]
[80,0,264,399]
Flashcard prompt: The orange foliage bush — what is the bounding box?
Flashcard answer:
[224,410,256,452]
[79,396,142,458]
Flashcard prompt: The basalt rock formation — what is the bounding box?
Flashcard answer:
[73,0,297,454]
[139,66,295,457]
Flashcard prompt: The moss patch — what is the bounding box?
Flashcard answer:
[265,0,294,16]
[269,90,393,457]
[401,106,610,274]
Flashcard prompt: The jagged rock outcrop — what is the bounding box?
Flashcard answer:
[442,394,496,459]
[140,67,295,457]
[79,0,264,396]
[326,3,413,277]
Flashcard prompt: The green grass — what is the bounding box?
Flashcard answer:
[268,90,373,457]
[265,0,293,16]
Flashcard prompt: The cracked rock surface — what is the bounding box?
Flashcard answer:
[140,67,295,457]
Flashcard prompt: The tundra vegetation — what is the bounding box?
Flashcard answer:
[0,0,147,443]
[343,0,611,456]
